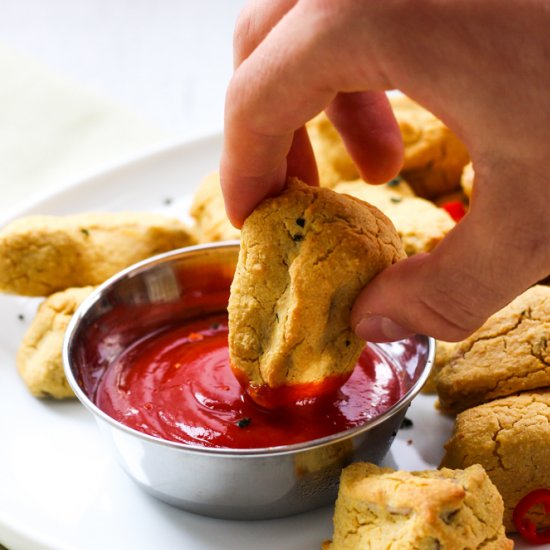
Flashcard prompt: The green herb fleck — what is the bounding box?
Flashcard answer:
[295,217,305,227]
[292,234,304,242]
[387,177,401,187]
[236,417,251,428]
[390,197,403,204]
[80,228,90,236]
[210,323,220,330]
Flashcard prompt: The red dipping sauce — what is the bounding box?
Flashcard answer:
[94,313,406,449]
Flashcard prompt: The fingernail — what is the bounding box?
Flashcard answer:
[355,316,413,343]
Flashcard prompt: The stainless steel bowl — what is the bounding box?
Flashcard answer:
[63,241,434,520]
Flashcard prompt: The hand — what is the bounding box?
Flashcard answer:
[221,0,550,342]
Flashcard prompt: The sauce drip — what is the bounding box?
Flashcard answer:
[95,313,405,449]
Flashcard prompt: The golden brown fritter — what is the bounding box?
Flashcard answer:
[228,178,405,403]
[461,162,474,199]
[0,212,197,296]
[436,285,550,414]
[325,462,511,549]
[334,180,455,256]
[392,94,470,199]
[190,172,240,243]
[307,96,470,198]
[441,391,550,532]
[17,286,94,398]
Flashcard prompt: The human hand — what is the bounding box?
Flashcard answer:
[221,0,550,342]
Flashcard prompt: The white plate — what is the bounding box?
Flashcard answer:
[0,136,532,550]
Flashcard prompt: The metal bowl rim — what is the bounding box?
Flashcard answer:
[63,241,435,458]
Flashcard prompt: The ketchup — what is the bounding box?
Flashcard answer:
[94,313,405,449]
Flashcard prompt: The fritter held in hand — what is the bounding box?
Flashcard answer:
[228,178,405,407]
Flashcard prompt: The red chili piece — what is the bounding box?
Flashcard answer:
[440,201,467,222]
[512,488,550,544]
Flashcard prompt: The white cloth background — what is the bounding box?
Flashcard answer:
[0,0,245,215]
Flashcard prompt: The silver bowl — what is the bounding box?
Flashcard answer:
[63,241,434,520]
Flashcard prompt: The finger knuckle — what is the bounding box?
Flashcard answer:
[414,287,489,341]
[233,6,255,53]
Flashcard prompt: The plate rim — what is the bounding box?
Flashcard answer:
[0,132,222,226]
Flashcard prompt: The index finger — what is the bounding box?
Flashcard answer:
[220,0,405,227]
[220,3,336,227]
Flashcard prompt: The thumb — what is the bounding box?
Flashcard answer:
[351,194,549,342]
